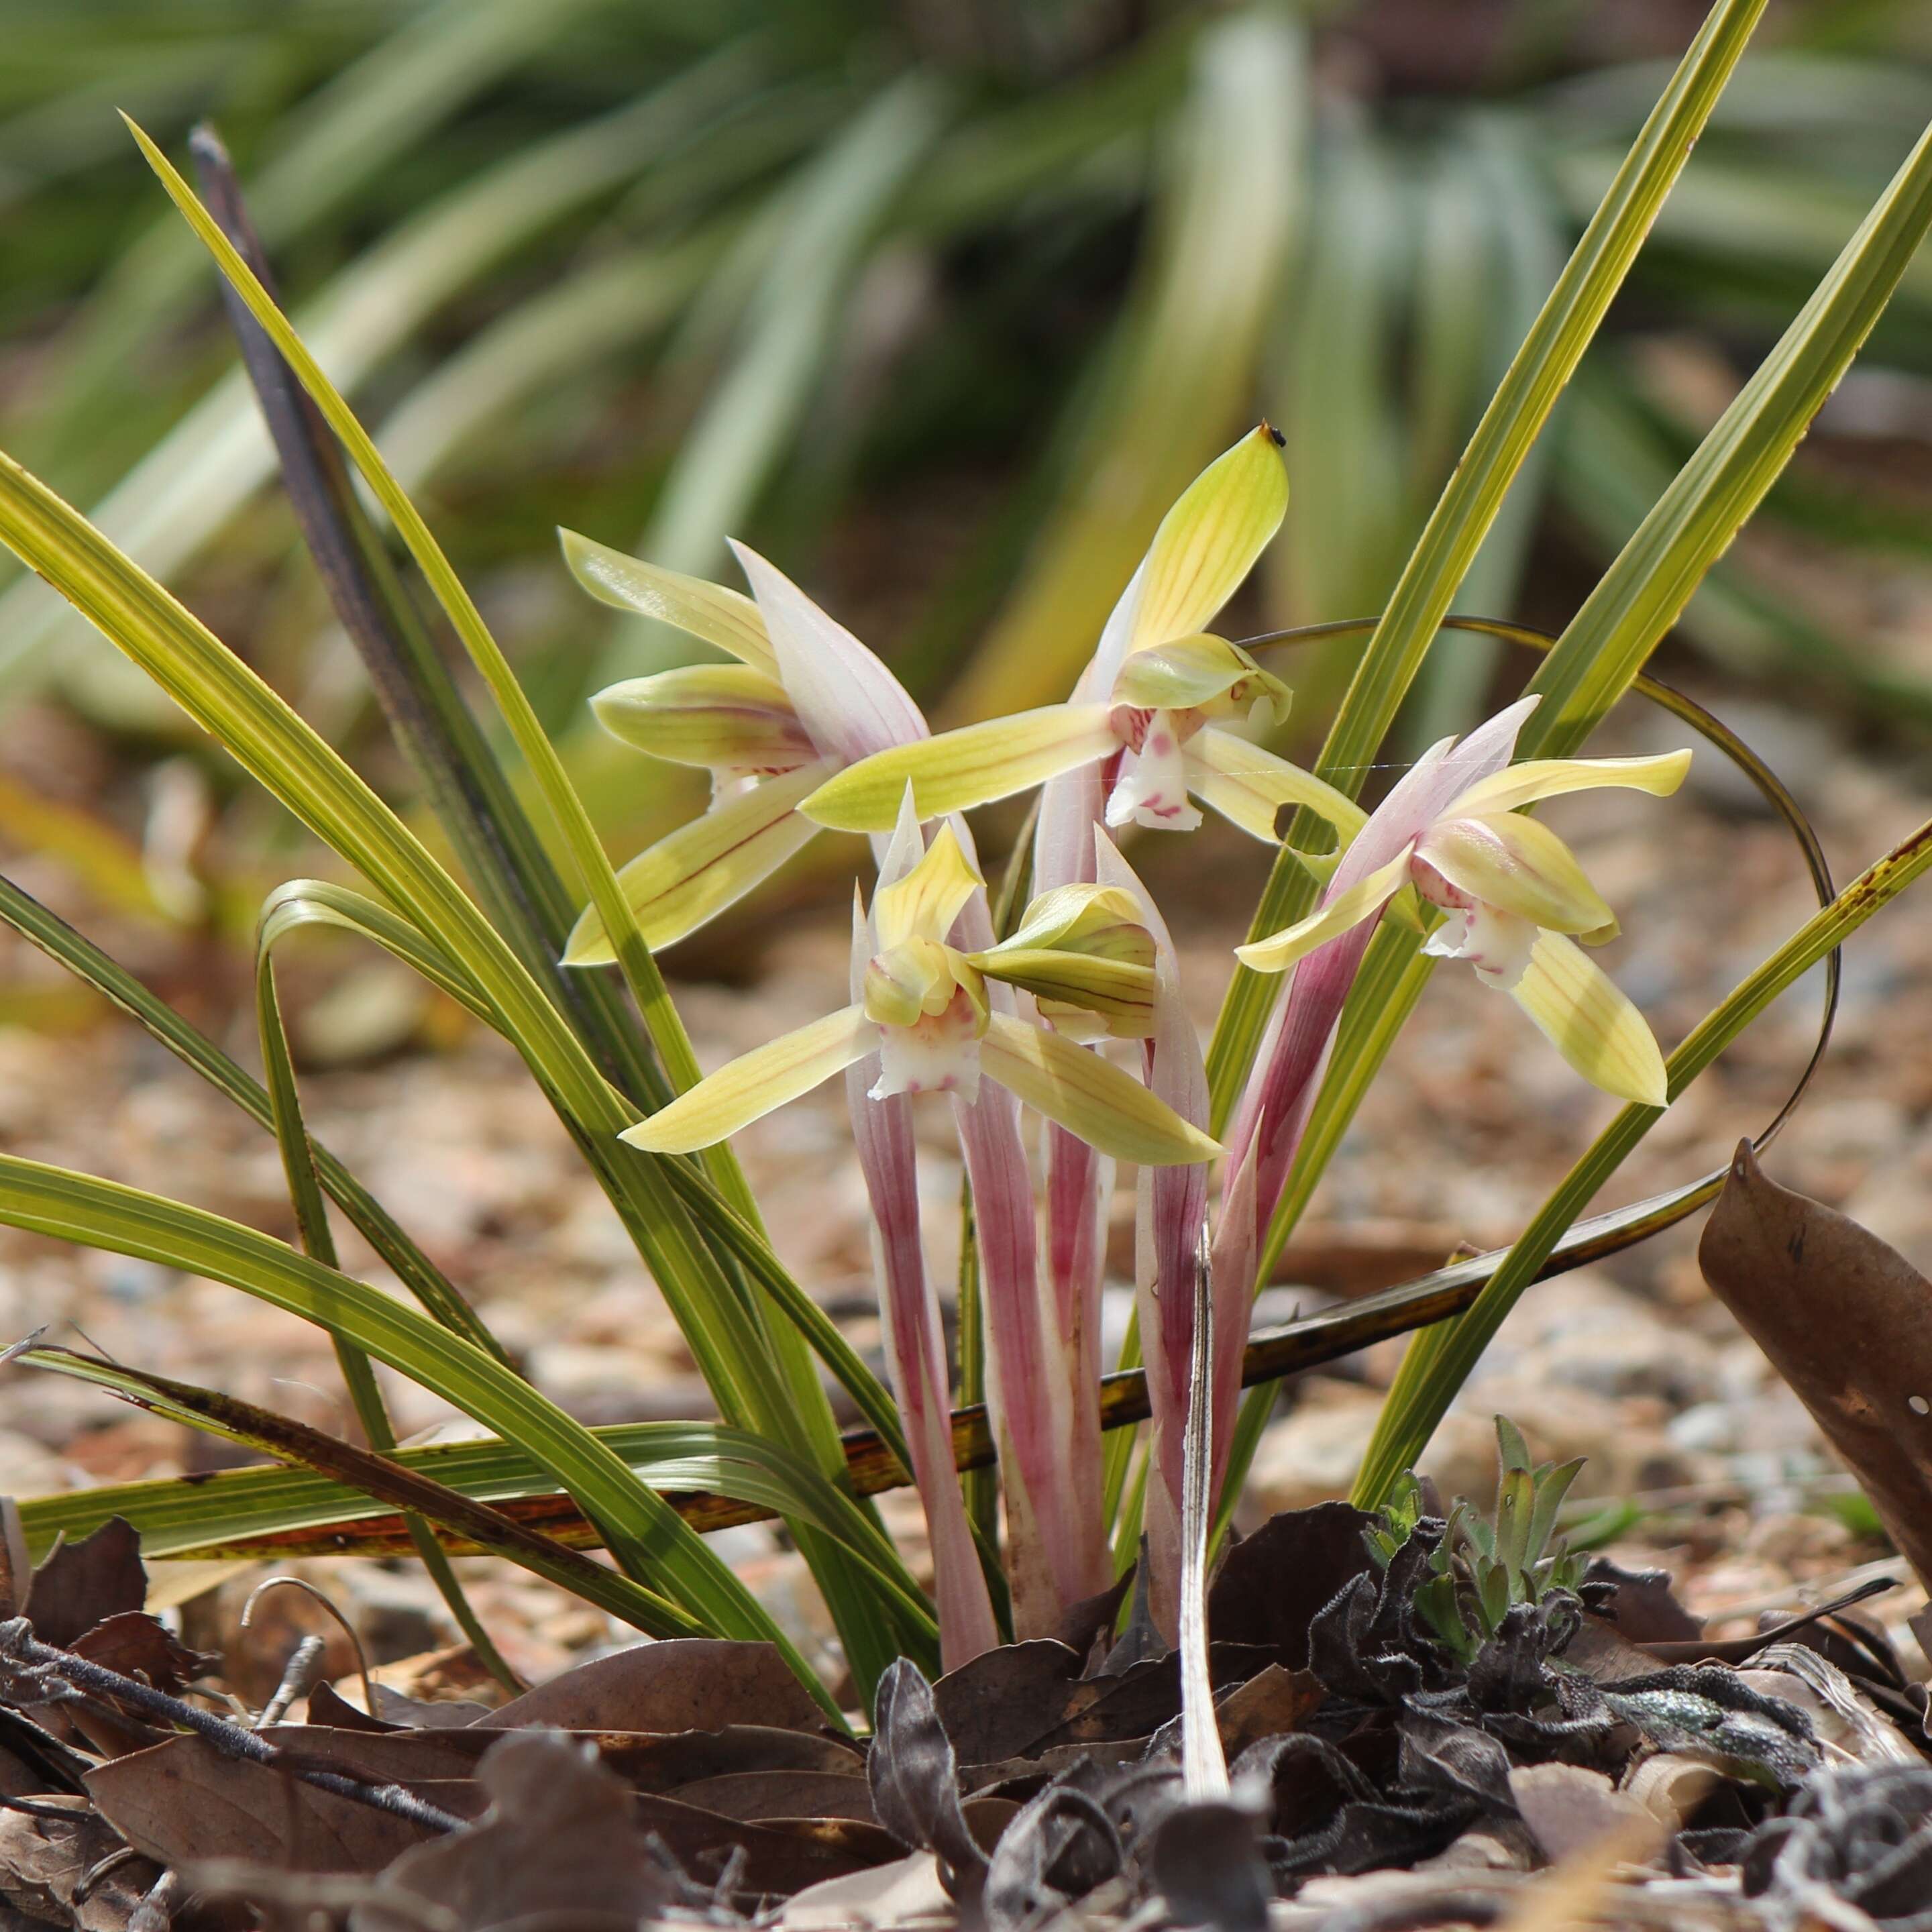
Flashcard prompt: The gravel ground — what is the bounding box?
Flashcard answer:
[1,678,1929,1689]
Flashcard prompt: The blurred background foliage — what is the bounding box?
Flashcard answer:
[3,0,1931,990]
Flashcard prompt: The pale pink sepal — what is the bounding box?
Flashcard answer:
[730,541,928,766]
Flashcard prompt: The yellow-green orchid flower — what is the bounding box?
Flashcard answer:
[794,427,1366,849]
[559,531,929,963]
[621,800,1218,1167]
[1235,696,1690,1108]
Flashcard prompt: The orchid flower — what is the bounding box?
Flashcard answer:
[619,804,1216,1165]
[1228,696,1690,1251]
[558,531,930,962]
[796,427,1366,851]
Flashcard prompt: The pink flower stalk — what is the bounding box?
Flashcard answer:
[624,790,1215,1653]
[1229,696,1692,1254]
[1096,833,1250,1635]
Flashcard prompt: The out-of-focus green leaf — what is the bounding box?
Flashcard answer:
[1525,116,1932,755]
[0,56,755,718]
[949,5,1305,722]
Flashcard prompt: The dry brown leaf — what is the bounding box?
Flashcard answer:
[1505,1764,1656,1866]
[672,1768,876,1823]
[350,1730,667,1932]
[23,1519,145,1649]
[0,1799,161,1932]
[1700,1141,1932,1591]
[87,1734,439,1874]
[472,1639,834,1737]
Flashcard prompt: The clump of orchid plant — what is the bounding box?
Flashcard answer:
[575,426,1690,1663]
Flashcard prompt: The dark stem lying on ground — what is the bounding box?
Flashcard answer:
[0,1619,463,1834]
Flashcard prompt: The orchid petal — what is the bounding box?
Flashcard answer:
[972,949,1157,1038]
[1506,931,1668,1108]
[1183,728,1369,845]
[1447,749,1693,819]
[590,665,814,772]
[1126,425,1289,654]
[1233,851,1413,974]
[974,876,1159,1038]
[1415,812,1616,938]
[800,706,1117,832]
[874,822,985,951]
[1110,633,1290,722]
[619,1004,875,1152]
[989,883,1150,957]
[559,529,777,678]
[863,936,956,1026]
[562,761,831,963]
[979,1012,1220,1166]
[730,541,928,765]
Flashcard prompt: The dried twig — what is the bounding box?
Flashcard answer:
[0,1619,462,1834]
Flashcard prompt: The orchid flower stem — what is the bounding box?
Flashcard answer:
[953,1173,999,1568]
[1179,1232,1228,1801]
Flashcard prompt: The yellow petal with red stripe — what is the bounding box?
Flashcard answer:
[562,762,830,963]
[979,1012,1220,1165]
[619,1004,875,1153]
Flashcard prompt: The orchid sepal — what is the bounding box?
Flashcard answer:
[619,1004,875,1153]
[1234,851,1414,974]
[1449,749,1693,820]
[1186,729,1368,845]
[800,706,1116,833]
[561,759,832,963]
[1507,929,1669,1107]
[1123,424,1289,655]
[590,665,814,773]
[977,1012,1220,1167]
[559,528,777,678]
